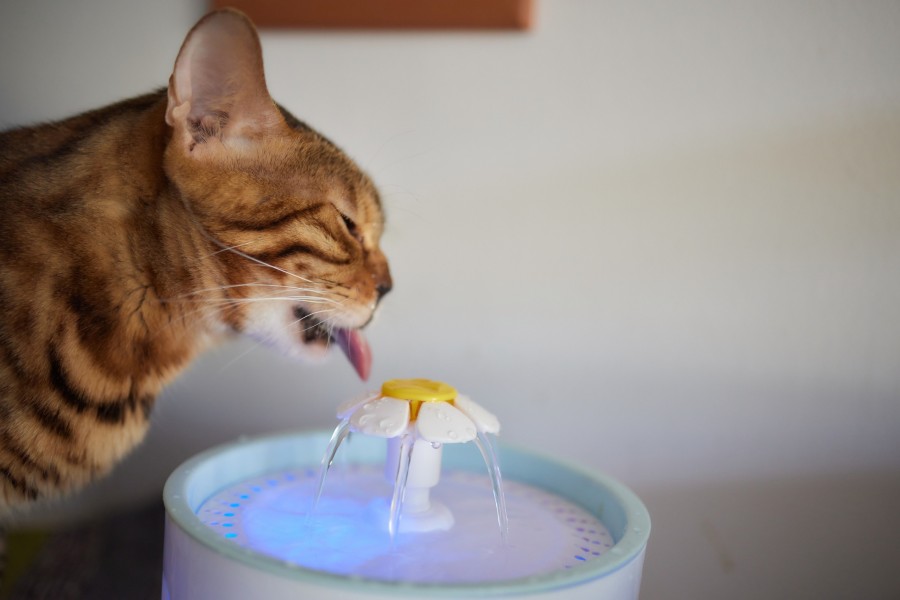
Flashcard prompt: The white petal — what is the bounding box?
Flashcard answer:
[416,402,478,444]
[453,394,500,434]
[337,391,380,419]
[349,396,410,438]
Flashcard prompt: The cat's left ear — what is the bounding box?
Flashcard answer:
[166,9,286,151]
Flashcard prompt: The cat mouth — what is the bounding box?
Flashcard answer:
[294,307,372,381]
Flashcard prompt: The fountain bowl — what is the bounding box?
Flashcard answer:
[162,430,650,599]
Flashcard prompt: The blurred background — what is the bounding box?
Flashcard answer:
[2,0,899,598]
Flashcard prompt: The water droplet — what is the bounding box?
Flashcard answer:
[379,419,393,429]
[358,415,373,426]
[447,430,459,440]
[431,442,442,449]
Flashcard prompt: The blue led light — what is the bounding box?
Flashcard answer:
[197,466,617,583]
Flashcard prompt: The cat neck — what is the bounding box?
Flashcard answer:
[5,92,232,391]
[117,96,236,383]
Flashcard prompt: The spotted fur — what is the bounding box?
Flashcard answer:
[0,9,391,513]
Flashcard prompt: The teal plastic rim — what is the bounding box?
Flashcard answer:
[163,430,651,597]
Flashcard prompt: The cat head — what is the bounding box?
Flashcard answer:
[163,9,391,380]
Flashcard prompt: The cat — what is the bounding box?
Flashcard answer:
[0,8,392,514]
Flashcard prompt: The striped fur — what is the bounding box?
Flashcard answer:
[0,10,391,514]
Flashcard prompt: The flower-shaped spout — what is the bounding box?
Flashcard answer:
[327,379,504,535]
[338,378,500,442]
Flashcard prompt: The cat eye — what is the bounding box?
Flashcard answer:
[340,212,363,242]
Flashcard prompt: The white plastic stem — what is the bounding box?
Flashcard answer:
[384,437,453,532]
[386,437,443,491]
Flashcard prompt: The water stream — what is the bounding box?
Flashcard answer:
[310,418,350,513]
[310,419,509,543]
[387,434,414,540]
[474,431,509,543]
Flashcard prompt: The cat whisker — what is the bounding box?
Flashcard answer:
[315,282,354,299]
[324,319,337,352]
[180,207,326,288]
[208,236,321,287]
[212,306,339,375]
[291,307,337,325]
[201,240,259,260]
[192,297,341,308]
[170,291,343,307]
[148,289,349,341]
[216,341,263,375]
[162,283,338,305]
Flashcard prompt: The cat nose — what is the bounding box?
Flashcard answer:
[373,270,392,303]
[369,256,392,305]
[376,281,392,302]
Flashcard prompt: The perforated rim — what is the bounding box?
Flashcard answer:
[164,430,650,597]
[197,466,617,581]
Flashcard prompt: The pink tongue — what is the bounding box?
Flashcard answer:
[334,328,372,381]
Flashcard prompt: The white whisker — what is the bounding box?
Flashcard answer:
[293,307,337,325]
[202,240,259,260]
[217,341,263,374]
[177,295,341,307]
[210,237,321,287]
[170,204,359,342]
[165,282,331,300]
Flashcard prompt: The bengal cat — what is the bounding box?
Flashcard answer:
[0,9,392,515]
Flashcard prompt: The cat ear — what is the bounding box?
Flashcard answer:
[166,9,285,150]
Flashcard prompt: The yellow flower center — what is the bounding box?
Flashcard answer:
[381,378,457,421]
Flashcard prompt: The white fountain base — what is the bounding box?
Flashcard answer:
[162,431,650,599]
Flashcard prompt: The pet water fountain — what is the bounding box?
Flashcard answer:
[162,379,650,599]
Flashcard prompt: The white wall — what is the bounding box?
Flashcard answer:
[3,1,900,598]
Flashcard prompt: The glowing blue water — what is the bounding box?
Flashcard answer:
[198,465,613,583]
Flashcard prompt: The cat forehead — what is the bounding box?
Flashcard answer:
[324,179,383,222]
[259,142,377,210]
